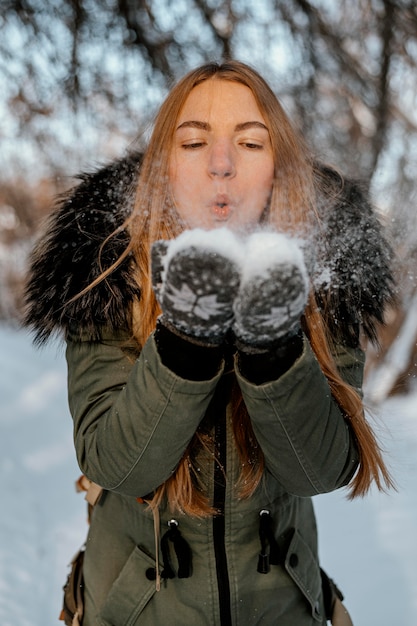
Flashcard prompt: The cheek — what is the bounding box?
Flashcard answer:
[252,168,274,204]
[247,157,274,190]
[171,179,196,208]
[169,158,196,201]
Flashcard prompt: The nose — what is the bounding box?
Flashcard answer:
[208,140,236,178]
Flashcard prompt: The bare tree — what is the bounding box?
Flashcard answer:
[2,1,416,184]
[1,0,417,394]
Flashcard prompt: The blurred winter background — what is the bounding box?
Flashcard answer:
[1,1,417,624]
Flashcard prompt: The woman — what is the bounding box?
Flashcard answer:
[24,61,394,625]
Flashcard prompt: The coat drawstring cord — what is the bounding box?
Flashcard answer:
[146,502,161,592]
[257,509,280,574]
[161,519,192,580]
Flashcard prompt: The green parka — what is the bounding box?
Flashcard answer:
[24,154,393,625]
[66,327,363,626]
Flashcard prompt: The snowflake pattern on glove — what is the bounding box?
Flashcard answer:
[164,282,229,320]
[233,233,309,346]
[151,229,244,343]
[151,228,309,346]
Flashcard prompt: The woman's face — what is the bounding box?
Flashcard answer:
[169,79,274,232]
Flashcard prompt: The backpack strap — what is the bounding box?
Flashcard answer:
[331,597,354,626]
[76,474,103,505]
[321,568,354,625]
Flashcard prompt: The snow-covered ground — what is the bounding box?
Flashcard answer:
[1,324,416,625]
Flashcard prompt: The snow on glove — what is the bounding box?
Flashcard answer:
[151,228,244,344]
[233,231,309,347]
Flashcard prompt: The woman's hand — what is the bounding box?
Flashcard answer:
[233,232,309,348]
[151,228,244,344]
[151,228,309,348]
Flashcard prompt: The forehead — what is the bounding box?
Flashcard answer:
[177,79,266,125]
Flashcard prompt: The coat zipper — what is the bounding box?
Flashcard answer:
[212,378,232,626]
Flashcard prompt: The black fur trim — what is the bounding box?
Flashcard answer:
[23,154,394,347]
[313,166,395,345]
[23,152,142,343]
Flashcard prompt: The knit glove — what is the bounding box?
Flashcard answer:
[233,232,309,348]
[151,228,244,344]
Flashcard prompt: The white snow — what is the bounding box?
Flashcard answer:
[0,326,86,626]
[1,323,416,625]
[164,228,308,285]
[241,231,307,284]
[163,227,246,269]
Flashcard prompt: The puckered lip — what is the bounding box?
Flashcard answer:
[209,194,234,220]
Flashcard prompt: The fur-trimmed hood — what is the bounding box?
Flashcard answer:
[23,152,394,346]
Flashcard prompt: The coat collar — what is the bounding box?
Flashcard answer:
[23,154,394,346]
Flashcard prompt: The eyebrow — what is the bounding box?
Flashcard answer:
[176,120,269,132]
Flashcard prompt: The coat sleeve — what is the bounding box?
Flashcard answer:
[66,329,224,497]
[235,335,363,496]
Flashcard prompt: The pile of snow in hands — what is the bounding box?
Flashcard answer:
[160,227,309,287]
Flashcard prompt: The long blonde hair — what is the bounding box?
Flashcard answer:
[101,61,393,515]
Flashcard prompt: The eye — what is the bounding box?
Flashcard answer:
[238,140,265,150]
[242,142,263,150]
[182,141,206,149]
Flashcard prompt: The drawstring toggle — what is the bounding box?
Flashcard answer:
[161,519,192,580]
[257,509,280,574]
